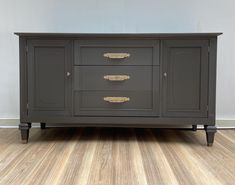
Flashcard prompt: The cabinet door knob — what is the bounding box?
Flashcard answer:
[163,72,167,77]
[66,72,71,77]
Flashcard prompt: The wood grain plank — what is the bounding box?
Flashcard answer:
[112,128,139,185]
[168,131,222,185]
[136,129,179,185]
[0,129,58,185]
[25,128,83,185]
[86,128,114,185]
[56,128,99,185]
[179,130,235,184]
[0,128,235,185]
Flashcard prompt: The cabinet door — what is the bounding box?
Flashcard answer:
[162,40,208,117]
[27,40,72,116]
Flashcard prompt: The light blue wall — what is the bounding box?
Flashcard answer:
[0,0,234,119]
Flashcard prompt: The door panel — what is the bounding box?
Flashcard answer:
[27,40,72,116]
[162,40,209,117]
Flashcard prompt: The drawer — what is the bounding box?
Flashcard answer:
[74,91,159,116]
[74,66,158,91]
[74,40,159,65]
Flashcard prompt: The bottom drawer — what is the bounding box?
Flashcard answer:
[74,91,159,116]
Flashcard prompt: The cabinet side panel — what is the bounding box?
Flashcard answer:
[19,37,28,121]
[208,38,217,124]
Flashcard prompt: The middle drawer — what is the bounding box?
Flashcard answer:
[74,66,152,91]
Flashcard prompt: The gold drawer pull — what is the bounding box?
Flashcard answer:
[104,75,130,81]
[103,53,130,59]
[104,97,130,103]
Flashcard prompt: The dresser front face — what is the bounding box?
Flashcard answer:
[22,36,216,124]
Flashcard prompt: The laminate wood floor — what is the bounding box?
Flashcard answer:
[0,128,235,185]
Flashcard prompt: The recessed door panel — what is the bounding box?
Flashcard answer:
[27,40,72,116]
[162,40,209,117]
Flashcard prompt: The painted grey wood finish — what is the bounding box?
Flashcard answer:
[27,40,72,116]
[74,40,159,66]
[162,40,209,117]
[15,32,222,145]
[15,32,222,38]
[74,66,154,91]
[74,90,159,116]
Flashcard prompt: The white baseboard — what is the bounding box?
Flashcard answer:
[216,120,235,128]
[0,119,234,129]
[0,119,20,128]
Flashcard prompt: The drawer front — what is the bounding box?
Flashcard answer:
[74,40,159,66]
[74,66,154,91]
[74,91,159,116]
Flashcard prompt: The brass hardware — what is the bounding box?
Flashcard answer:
[103,53,130,59]
[103,97,130,103]
[103,75,130,81]
[66,72,71,77]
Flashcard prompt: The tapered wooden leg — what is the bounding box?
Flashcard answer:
[204,125,217,146]
[192,125,197,131]
[19,122,31,144]
[40,122,46,129]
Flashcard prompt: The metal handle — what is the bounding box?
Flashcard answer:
[66,72,71,77]
[103,53,130,59]
[104,97,130,103]
[163,72,167,77]
[104,75,130,81]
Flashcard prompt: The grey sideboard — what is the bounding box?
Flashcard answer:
[15,33,222,145]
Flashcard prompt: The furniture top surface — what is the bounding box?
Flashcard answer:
[14,32,222,38]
